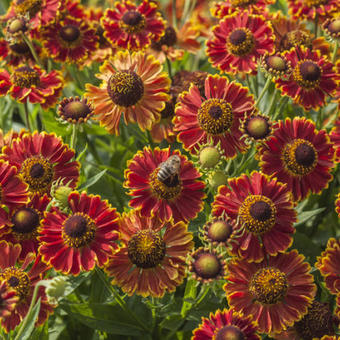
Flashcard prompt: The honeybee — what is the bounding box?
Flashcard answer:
[157,155,181,184]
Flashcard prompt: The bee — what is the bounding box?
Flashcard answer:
[157,155,181,184]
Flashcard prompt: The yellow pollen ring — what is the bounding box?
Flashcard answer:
[238,194,277,235]
[227,28,255,57]
[293,59,322,90]
[249,267,288,304]
[149,168,182,201]
[0,267,30,300]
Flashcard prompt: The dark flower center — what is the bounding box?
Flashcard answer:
[12,207,40,234]
[11,66,40,88]
[192,252,222,280]
[227,28,255,56]
[295,301,336,339]
[62,99,92,121]
[283,139,318,176]
[121,11,146,34]
[244,115,271,140]
[152,26,177,50]
[60,25,81,43]
[207,220,232,243]
[249,267,288,304]
[128,230,166,268]
[62,213,96,248]
[15,0,42,17]
[107,70,144,107]
[293,60,322,89]
[149,168,182,200]
[239,195,277,235]
[21,156,54,194]
[284,30,312,50]
[9,41,30,55]
[0,267,30,300]
[215,325,245,340]
[198,98,233,135]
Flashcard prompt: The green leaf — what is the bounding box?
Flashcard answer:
[18,298,41,340]
[181,279,198,317]
[159,314,183,331]
[295,207,326,227]
[78,169,107,190]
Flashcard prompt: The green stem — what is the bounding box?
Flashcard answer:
[21,34,43,68]
[24,100,31,132]
[14,281,43,340]
[267,89,278,116]
[254,77,272,108]
[172,0,177,30]
[332,40,338,64]
[94,267,149,333]
[70,123,77,151]
[272,96,288,121]
[166,57,172,79]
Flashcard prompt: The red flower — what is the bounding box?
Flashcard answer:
[0,65,64,109]
[0,241,53,333]
[39,191,119,276]
[275,47,337,111]
[336,193,340,218]
[1,194,50,261]
[104,210,193,297]
[102,0,165,51]
[0,131,80,196]
[212,171,296,262]
[315,238,340,295]
[287,0,339,20]
[192,308,260,340]
[124,147,205,223]
[0,280,18,319]
[259,117,335,201]
[40,15,98,64]
[174,74,254,158]
[224,250,316,334]
[206,11,274,74]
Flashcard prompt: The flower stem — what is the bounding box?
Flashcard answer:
[70,123,78,151]
[14,281,43,340]
[21,33,43,69]
[166,57,172,79]
[24,100,31,132]
[267,89,278,116]
[254,77,272,108]
[94,267,149,333]
[332,40,338,64]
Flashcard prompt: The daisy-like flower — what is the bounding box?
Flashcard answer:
[287,0,339,21]
[212,171,296,262]
[206,11,275,74]
[315,238,340,295]
[323,17,340,40]
[0,131,80,196]
[0,160,29,210]
[102,0,165,51]
[0,241,53,333]
[2,0,60,29]
[260,52,292,79]
[0,65,64,109]
[85,50,170,135]
[275,47,337,111]
[241,110,273,143]
[174,74,254,159]
[1,194,50,261]
[40,15,98,65]
[192,308,260,340]
[124,147,205,223]
[258,117,335,201]
[0,280,18,319]
[57,97,94,124]
[0,129,21,149]
[211,0,275,18]
[224,250,316,334]
[39,191,119,276]
[330,117,340,163]
[104,210,193,298]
